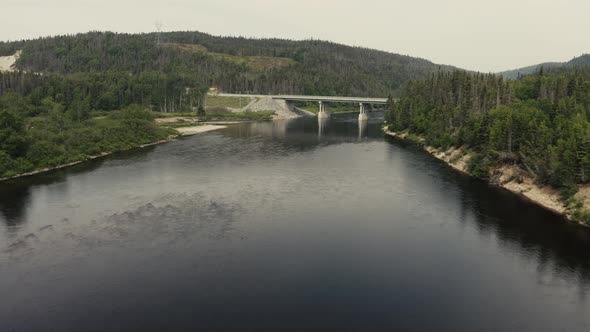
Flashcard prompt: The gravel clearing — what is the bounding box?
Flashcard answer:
[0,51,21,72]
[245,97,314,119]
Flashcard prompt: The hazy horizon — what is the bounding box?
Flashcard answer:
[2,0,589,72]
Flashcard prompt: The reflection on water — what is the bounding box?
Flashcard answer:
[386,136,590,280]
[317,113,369,141]
[358,119,368,139]
[0,184,31,229]
[0,147,155,236]
[318,115,329,140]
[1,112,590,331]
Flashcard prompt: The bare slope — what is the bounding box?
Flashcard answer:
[0,50,20,72]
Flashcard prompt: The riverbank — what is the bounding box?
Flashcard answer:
[384,129,590,226]
[175,124,227,136]
[0,124,227,183]
[0,136,174,183]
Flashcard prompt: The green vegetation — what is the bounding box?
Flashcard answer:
[293,101,366,114]
[155,110,274,124]
[0,96,174,178]
[161,43,297,71]
[387,67,590,222]
[0,71,208,114]
[153,112,199,118]
[0,68,208,178]
[295,101,387,114]
[201,111,274,121]
[205,95,254,109]
[0,30,456,97]
[160,122,201,129]
[0,30,456,179]
[499,54,590,79]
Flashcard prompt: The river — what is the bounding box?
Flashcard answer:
[1,112,589,331]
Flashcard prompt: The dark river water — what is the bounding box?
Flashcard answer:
[1,112,590,331]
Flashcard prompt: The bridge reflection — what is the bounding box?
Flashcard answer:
[318,116,329,140]
[220,111,385,146]
[318,114,369,141]
[358,118,368,140]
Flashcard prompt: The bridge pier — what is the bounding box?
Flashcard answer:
[318,101,329,119]
[359,103,368,121]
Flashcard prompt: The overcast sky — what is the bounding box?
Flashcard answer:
[2,0,589,72]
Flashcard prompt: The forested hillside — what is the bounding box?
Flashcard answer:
[0,93,175,179]
[386,67,590,220]
[0,29,457,179]
[499,54,590,79]
[0,69,206,178]
[0,31,455,97]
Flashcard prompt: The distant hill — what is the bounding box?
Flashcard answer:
[568,54,590,66]
[498,54,590,79]
[0,31,457,97]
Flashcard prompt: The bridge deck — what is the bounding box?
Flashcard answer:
[214,93,389,104]
[273,95,388,104]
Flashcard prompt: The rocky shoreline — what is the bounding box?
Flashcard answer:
[384,129,589,226]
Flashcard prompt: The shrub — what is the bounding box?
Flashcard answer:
[467,152,491,179]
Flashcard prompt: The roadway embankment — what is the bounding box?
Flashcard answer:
[206,94,314,119]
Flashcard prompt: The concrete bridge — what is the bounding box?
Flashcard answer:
[274,95,388,121]
[217,93,390,121]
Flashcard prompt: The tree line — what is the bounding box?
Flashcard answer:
[0,31,455,97]
[0,69,207,178]
[386,67,590,209]
[0,71,207,116]
[0,95,175,178]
